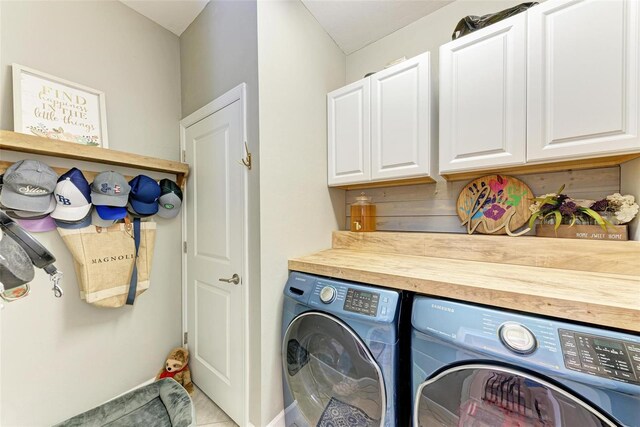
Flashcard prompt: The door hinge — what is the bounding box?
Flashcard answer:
[183,331,188,345]
[181,149,186,162]
[183,241,187,253]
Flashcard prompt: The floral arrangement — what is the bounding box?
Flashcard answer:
[592,193,640,224]
[528,185,639,230]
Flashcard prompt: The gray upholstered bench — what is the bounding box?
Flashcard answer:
[55,379,195,427]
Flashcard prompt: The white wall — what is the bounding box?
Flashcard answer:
[0,2,182,425]
[179,1,262,424]
[346,0,525,84]
[257,1,346,424]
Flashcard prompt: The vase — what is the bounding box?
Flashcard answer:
[599,211,623,225]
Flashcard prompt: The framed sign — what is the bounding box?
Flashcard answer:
[12,64,108,147]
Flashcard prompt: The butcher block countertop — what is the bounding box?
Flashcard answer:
[288,232,640,333]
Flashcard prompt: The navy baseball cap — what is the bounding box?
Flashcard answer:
[128,175,160,215]
[51,168,92,221]
[54,208,92,229]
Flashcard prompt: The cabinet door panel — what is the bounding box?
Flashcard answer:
[439,13,527,174]
[371,52,431,180]
[327,79,370,186]
[527,0,640,161]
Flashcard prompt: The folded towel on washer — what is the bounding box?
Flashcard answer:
[316,397,375,427]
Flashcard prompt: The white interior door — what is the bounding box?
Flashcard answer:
[185,99,245,425]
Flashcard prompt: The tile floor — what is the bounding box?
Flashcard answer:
[192,386,238,427]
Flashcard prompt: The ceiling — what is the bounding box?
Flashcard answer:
[121,0,454,52]
[120,0,209,36]
[301,0,455,54]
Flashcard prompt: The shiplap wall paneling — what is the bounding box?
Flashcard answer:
[345,167,620,233]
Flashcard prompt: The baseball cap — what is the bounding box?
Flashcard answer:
[157,179,183,219]
[95,205,127,220]
[16,215,57,233]
[3,197,56,219]
[128,175,160,216]
[91,208,117,228]
[51,168,92,221]
[90,171,130,207]
[0,160,57,213]
[54,208,92,229]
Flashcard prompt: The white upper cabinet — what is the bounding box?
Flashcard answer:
[440,13,527,173]
[527,0,640,162]
[371,52,432,180]
[327,52,434,187]
[327,79,371,186]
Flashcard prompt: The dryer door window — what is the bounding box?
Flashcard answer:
[283,311,385,427]
[414,364,618,427]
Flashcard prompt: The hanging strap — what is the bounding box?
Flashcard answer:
[126,218,142,306]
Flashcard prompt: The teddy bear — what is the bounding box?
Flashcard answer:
[156,347,194,394]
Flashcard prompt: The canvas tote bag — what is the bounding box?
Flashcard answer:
[58,218,156,307]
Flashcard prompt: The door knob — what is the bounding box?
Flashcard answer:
[219,274,240,285]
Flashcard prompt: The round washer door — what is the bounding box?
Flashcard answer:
[414,364,618,427]
[283,311,385,426]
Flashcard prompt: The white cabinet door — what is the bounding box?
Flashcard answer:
[371,52,432,181]
[527,0,640,162]
[327,79,370,186]
[439,13,527,174]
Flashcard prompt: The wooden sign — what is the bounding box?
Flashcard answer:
[457,174,533,236]
[536,224,628,241]
[12,64,108,148]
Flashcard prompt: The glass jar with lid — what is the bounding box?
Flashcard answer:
[350,192,376,232]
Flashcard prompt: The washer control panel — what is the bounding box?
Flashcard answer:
[560,329,640,385]
[319,286,336,304]
[343,288,380,316]
[499,322,537,354]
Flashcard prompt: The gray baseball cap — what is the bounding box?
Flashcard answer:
[3,197,56,219]
[90,171,130,207]
[157,179,183,219]
[0,160,57,213]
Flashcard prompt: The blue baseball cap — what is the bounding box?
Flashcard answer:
[95,205,127,220]
[51,168,92,221]
[128,175,160,215]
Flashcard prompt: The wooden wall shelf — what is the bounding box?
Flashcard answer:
[0,130,189,187]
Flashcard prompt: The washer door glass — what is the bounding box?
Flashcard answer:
[283,312,385,427]
[414,364,617,427]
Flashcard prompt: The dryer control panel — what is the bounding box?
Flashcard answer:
[560,329,640,385]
